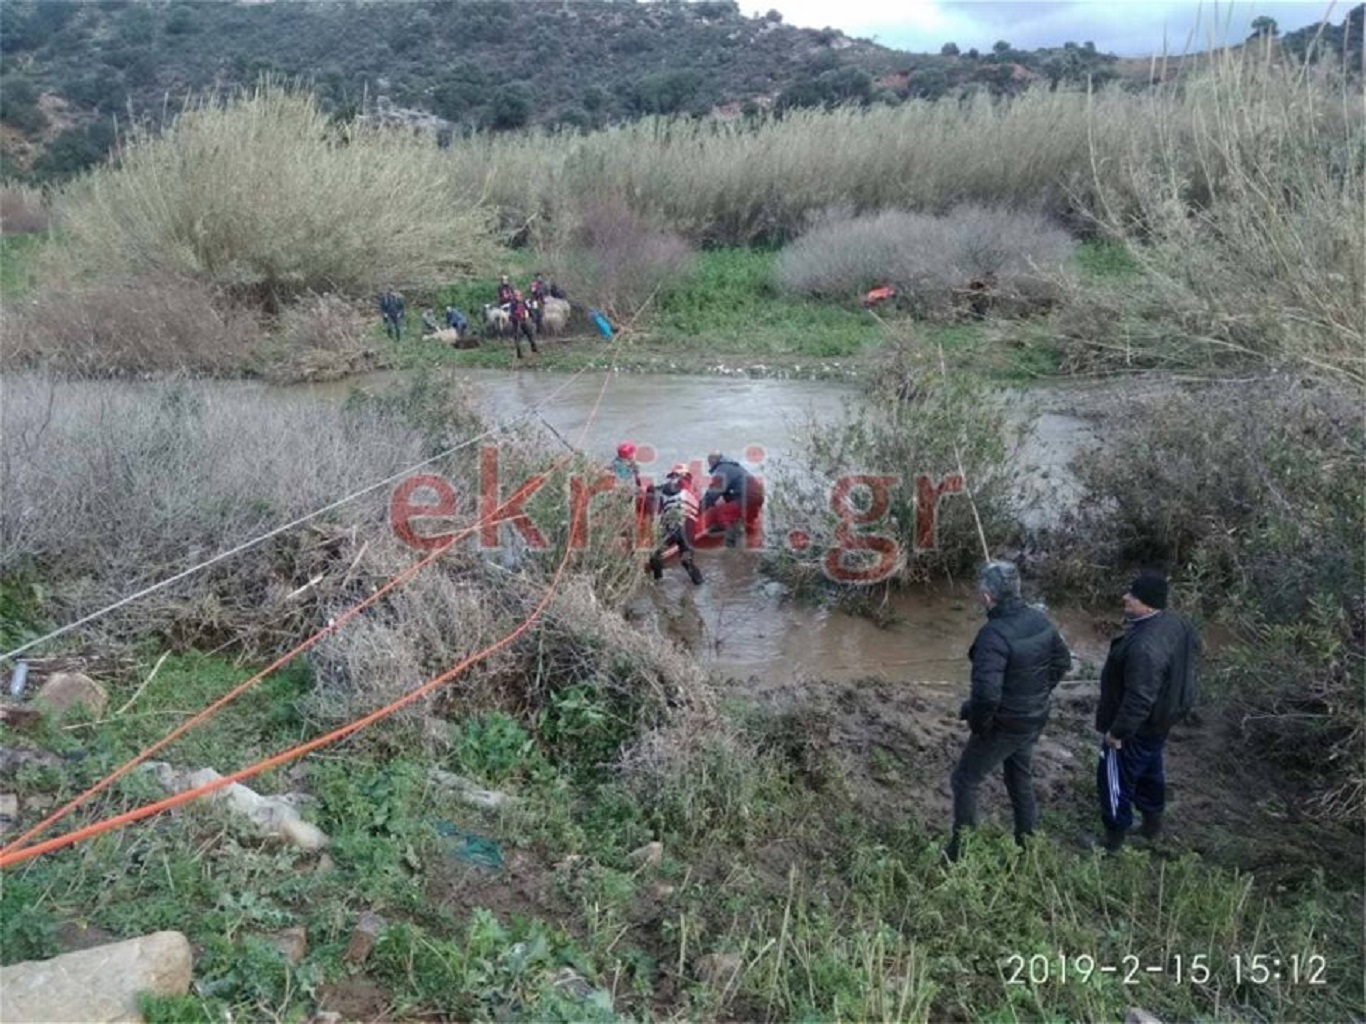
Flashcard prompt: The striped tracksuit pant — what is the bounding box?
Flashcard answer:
[1097,732,1167,832]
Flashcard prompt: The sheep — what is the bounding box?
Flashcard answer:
[538,297,571,336]
[483,303,511,337]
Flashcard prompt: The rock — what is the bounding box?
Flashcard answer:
[694,952,744,990]
[552,966,595,1000]
[265,926,308,965]
[24,793,56,812]
[1125,1009,1164,1024]
[32,673,107,720]
[0,792,17,835]
[143,763,329,851]
[0,930,192,1023]
[627,841,663,869]
[344,912,386,964]
[427,768,517,810]
[0,746,59,774]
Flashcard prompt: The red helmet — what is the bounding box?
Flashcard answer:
[617,442,637,459]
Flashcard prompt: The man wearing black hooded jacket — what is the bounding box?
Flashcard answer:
[947,561,1072,861]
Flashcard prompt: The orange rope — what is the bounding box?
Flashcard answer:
[2,325,630,869]
[0,484,539,858]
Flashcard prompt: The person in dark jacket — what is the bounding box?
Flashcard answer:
[700,451,765,547]
[379,288,404,342]
[946,561,1072,861]
[1094,570,1200,851]
[444,306,469,337]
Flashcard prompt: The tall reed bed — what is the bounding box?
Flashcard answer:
[1089,52,1365,384]
[46,84,501,306]
[446,88,1152,247]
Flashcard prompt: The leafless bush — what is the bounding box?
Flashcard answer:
[259,292,379,383]
[1039,378,1365,821]
[0,373,439,649]
[776,204,1075,319]
[0,183,50,235]
[0,274,263,375]
[541,196,694,322]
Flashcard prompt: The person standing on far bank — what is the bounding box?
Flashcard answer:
[1094,570,1200,852]
[947,561,1072,861]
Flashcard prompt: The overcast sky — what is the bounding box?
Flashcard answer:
[743,1,1344,57]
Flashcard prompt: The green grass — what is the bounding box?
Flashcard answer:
[652,248,881,358]
[1075,239,1142,279]
[2,656,1361,1021]
[0,233,45,299]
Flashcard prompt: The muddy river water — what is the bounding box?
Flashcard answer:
[315,369,1106,685]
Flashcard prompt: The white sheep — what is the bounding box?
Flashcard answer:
[483,303,511,337]
[539,297,571,336]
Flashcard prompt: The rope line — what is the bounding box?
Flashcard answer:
[0,496,533,857]
[0,367,596,664]
[2,306,636,869]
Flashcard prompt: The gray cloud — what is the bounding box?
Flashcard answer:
[766,1,1344,58]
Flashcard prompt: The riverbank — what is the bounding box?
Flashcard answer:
[1,370,1361,1022]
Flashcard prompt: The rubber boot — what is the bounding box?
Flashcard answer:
[647,553,664,580]
[1102,826,1127,853]
[1139,813,1163,841]
[684,559,704,586]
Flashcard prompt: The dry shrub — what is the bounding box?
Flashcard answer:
[0,182,49,235]
[0,274,262,375]
[775,204,1075,320]
[1089,57,1365,384]
[260,292,379,383]
[541,196,694,322]
[0,373,435,648]
[47,83,501,309]
[1042,378,1365,822]
[768,361,1018,600]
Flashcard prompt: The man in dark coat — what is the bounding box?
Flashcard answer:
[947,561,1072,861]
[1094,570,1200,851]
[700,451,765,547]
[379,288,404,342]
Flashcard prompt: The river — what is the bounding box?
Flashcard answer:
[309,368,1105,685]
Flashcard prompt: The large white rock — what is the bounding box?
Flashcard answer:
[0,930,192,1023]
[144,762,329,851]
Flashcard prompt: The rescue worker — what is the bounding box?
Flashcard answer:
[528,273,548,333]
[610,442,641,489]
[647,464,704,585]
[701,451,765,547]
[496,274,516,307]
[508,290,538,358]
[420,309,439,334]
[444,306,469,338]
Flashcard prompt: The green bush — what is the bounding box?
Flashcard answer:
[769,360,1016,598]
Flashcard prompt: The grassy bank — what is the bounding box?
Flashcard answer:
[2,648,1361,1022]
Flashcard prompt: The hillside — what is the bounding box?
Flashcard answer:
[0,0,1360,184]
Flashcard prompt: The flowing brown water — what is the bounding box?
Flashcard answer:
[308,369,1103,684]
